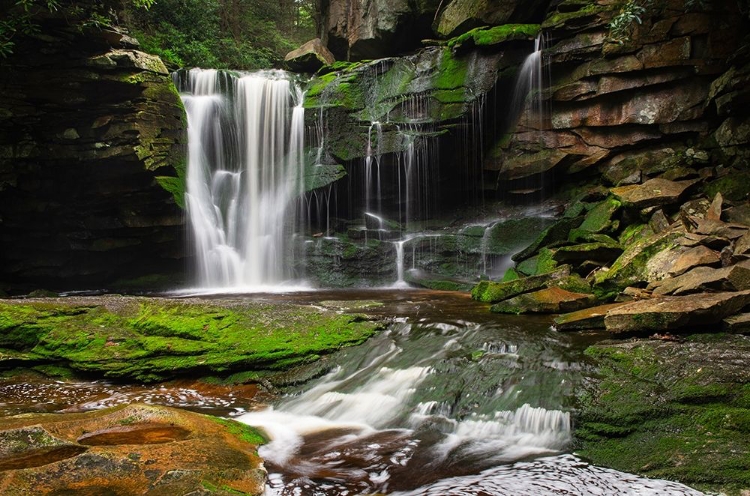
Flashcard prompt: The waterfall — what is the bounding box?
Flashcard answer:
[177,68,306,289]
[511,33,547,130]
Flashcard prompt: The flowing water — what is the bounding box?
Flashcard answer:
[226,290,699,496]
[176,69,306,289]
[2,291,702,494]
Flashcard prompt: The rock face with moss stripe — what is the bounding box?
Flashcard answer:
[0,6,186,294]
[0,296,383,382]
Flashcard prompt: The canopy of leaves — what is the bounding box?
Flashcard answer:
[123,0,319,70]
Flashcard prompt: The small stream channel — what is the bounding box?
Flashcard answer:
[1,290,702,494]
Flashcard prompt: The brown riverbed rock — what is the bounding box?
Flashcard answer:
[0,404,266,496]
[603,290,750,334]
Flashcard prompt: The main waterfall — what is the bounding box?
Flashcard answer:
[176,69,305,288]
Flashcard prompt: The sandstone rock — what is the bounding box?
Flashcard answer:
[471,266,571,303]
[722,312,750,334]
[594,230,683,291]
[551,79,708,129]
[648,209,671,234]
[285,38,336,72]
[490,287,597,314]
[706,193,724,221]
[611,178,697,210]
[668,245,721,277]
[734,230,750,255]
[679,198,712,227]
[0,9,186,292]
[693,218,748,240]
[604,290,750,334]
[0,426,86,471]
[652,259,750,295]
[0,404,266,495]
[553,303,628,331]
[434,0,546,37]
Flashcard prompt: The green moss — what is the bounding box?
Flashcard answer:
[578,338,750,494]
[447,24,541,50]
[0,298,383,382]
[502,267,520,282]
[209,417,267,446]
[434,48,469,90]
[542,4,606,29]
[704,171,750,202]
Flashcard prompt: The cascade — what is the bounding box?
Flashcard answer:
[177,68,306,289]
[511,33,547,131]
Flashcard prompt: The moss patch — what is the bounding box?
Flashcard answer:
[447,24,541,50]
[577,337,750,494]
[0,296,383,382]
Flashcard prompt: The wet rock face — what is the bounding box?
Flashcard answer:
[0,10,187,293]
[323,0,546,60]
[494,0,748,186]
[0,404,267,495]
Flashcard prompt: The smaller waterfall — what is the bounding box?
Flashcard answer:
[511,33,547,130]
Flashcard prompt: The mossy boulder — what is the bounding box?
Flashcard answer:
[577,336,750,494]
[490,286,597,314]
[470,266,571,303]
[0,296,384,382]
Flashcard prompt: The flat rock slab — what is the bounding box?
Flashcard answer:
[0,404,266,495]
[611,178,697,210]
[491,287,597,314]
[667,245,721,277]
[722,312,750,334]
[604,290,750,334]
[553,303,629,331]
[653,259,750,295]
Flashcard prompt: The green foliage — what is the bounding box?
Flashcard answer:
[609,0,714,43]
[124,0,316,69]
[608,0,649,43]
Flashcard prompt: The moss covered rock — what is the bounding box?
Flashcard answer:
[577,336,750,494]
[0,296,384,382]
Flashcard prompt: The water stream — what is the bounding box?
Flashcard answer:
[2,291,703,494]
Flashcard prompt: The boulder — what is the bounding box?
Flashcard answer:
[594,230,683,291]
[611,178,698,210]
[0,404,266,495]
[667,245,721,277]
[471,266,571,303]
[285,38,336,72]
[490,287,598,314]
[433,0,547,37]
[652,260,750,295]
[722,312,750,334]
[552,303,629,331]
[604,290,750,334]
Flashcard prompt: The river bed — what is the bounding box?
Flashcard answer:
[0,290,702,495]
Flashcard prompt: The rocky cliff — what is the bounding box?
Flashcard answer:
[0,4,187,293]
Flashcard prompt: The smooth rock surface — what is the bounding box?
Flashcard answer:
[604,290,750,334]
